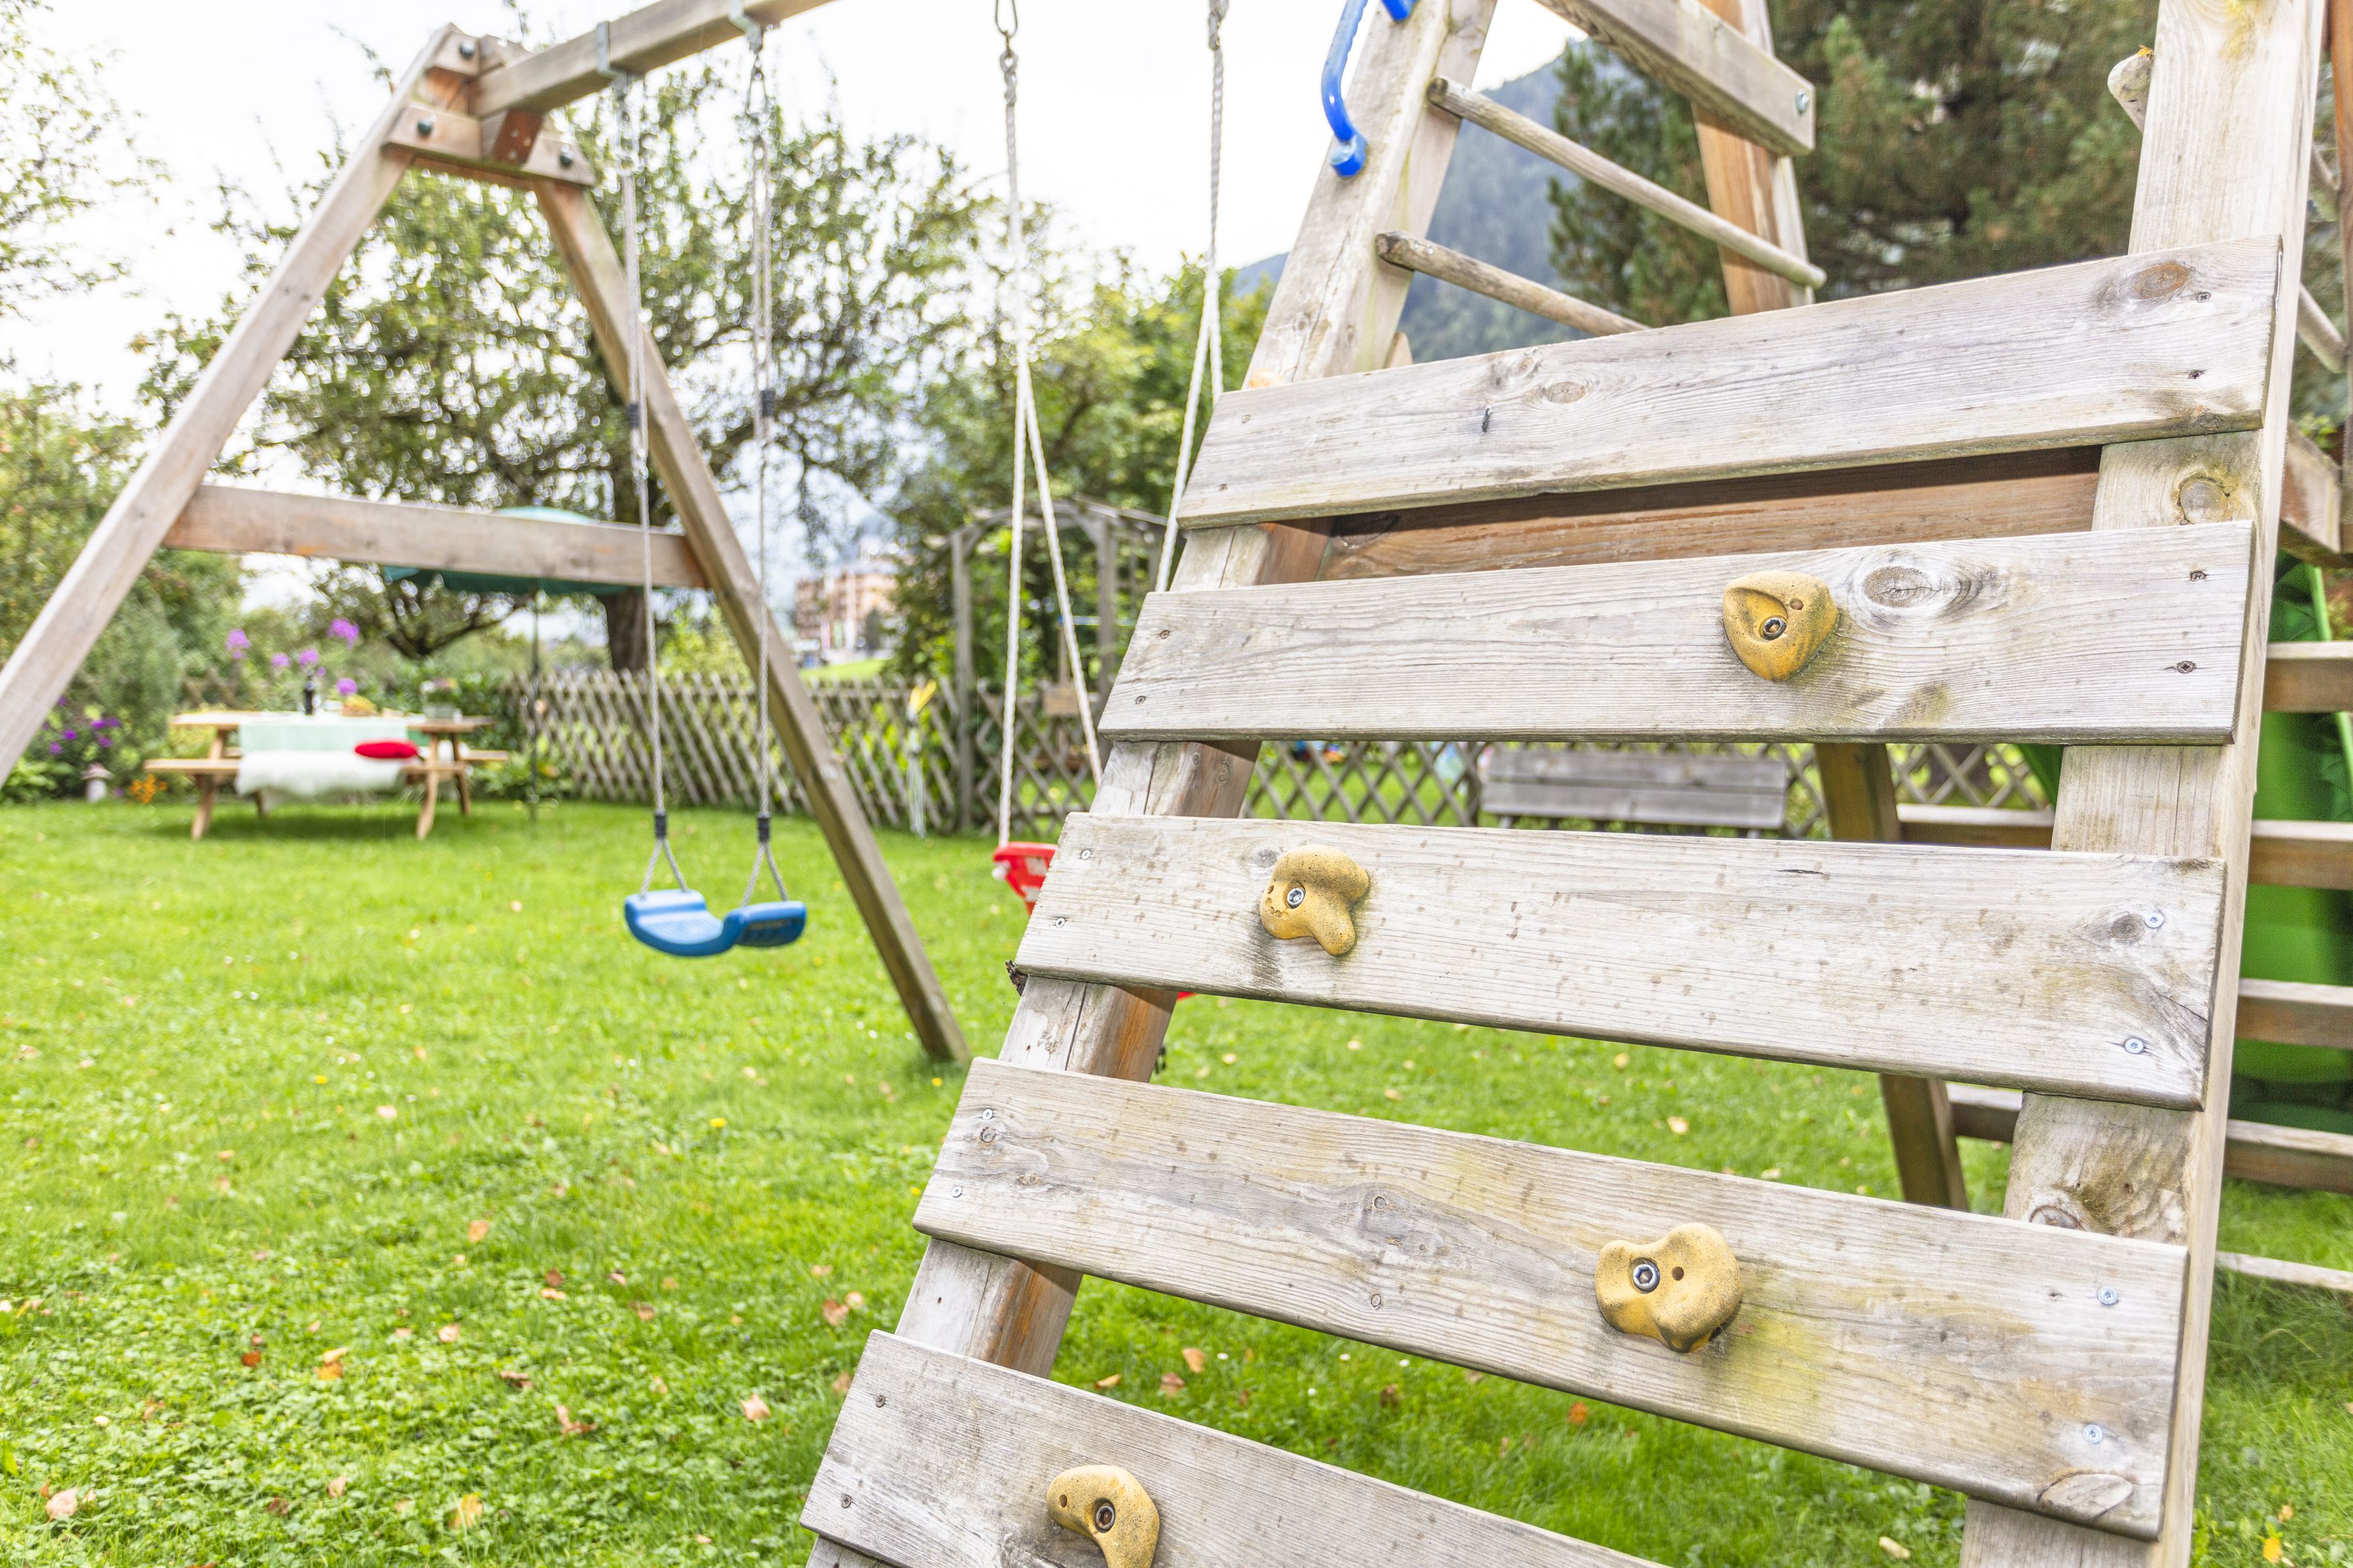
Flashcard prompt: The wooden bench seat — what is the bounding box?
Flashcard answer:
[144,753,475,839]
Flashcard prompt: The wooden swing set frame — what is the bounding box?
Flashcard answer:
[0,1,966,1065]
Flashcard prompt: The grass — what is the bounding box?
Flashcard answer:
[2,798,2348,1566]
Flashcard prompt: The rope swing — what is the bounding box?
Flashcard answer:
[1156,0,1230,593]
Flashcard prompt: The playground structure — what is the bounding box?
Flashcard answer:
[809,3,2331,1568]
[0,3,965,1063]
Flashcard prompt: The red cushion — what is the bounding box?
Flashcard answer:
[354,740,421,761]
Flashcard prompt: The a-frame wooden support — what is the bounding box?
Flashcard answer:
[0,8,965,1065]
[801,0,2315,1562]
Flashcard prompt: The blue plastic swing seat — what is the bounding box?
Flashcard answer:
[625,889,807,957]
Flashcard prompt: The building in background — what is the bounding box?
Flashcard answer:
[795,559,896,665]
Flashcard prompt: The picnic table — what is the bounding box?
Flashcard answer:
[145,712,504,839]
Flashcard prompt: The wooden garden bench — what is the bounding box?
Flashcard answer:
[805,3,2303,1565]
[1479,745,1787,833]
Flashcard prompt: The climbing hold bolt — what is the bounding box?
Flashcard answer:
[1595,1223,1743,1352]
[1259,845,1371,957]
[1722,571,1838,682]
[1048,1465,1160,1568]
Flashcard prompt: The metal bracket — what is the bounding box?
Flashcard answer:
[1321,0,1416,178]
[729,0,766,48]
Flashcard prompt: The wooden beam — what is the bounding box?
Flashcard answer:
[1947,1085,2353,1196]
[817,1332,1658,1568]
[1179,238,2278,530]
[1528,0,1814,157]
[384,101,594,186]
[1019,814,2226,1108]
[1897,802,2059,849]
[1109,524,2254,746]
[473,0,834,119]
[2263,641,2353,710]
[164,485,705,588]
[0,30,469,777]
[917,1061,2184,1535]
[531,177,964,1066]
[1428,76,1823,288]
[807,11,1503,1567]
[1900,811,2353,893]
[2215,1249,2353,1296]
[1318,448,2104,582]
[2235,977,2353,1050]
[2279,427,2345,562]
[1374,230,1642,335]
[1960,0,2324,1561]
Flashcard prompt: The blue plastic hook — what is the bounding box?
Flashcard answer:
[1322,0,1415,178]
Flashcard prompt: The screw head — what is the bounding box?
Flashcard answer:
[2122,1036,2149,1056]
[1092,1499,1117,1534]
[2098,1286,2121,1307]
[1630,1258,1661,1293]
[1051,915,1067,927]
[979,1107,994,1120]
[1077,848,1092,860]
[415,116,436,136]
[457,38,477,57]
[1287,885,1306,909]
[1796,89,1812,114]
[949,1185,963,1198]
[2083,1423,2106,1445]
[2144,912,2164,929]
[1759,616,1788,641]
[558,149,576,167]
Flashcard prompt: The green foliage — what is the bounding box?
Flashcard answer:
[0,0,153,327]
[1,802,2346,1563]
[887,258,1269,685]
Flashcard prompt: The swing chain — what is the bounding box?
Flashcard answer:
[641,811,690,895]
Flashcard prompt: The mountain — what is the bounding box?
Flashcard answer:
[1232,54,1581,364]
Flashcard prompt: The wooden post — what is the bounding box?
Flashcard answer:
[1687,0,1970,1210]
[950,524,975,834]
[0,30,469,775]
[804,6,1499,1561]
[532,177,966,1066]
[1086,503,1121,688]
[1959,0,2321,1562]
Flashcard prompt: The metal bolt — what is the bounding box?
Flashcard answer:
[2174,661,2197,674]
[873,1393,886,1407]
[416,116,436,136]
[950,1185,963,1198]
[2098,1286,2120,1307]
[1796,89,1812,114]
[1759,616,1788,641]
[1287,885,1306,909]
[2145,912,2165,929]
[457,38,477,57]
[2083,1423,2106,1446]
[558,149,575,168]
[1630,1258,1661,1293]
[979,1107,994,1120]
[1078,848,1092,860]
[2122,1036,2149,1056]
[840,1493,853,1508]
[1052,916,1067,927]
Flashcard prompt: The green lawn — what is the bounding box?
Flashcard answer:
[2,799,2347,1566]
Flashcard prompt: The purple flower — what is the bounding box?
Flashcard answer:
[297,647,319,667]
[336,678,358,696]
[270,653,289,670]
[98,735,113,748]
[225,629,250,653]
[48,743,61,755]
[329,618,360,646]
[61,729,76,741]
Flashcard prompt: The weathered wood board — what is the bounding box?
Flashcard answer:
[918,1061,2186,1535]
[1947,1085,2353,1196]
[1529,0,1813,157]
[809,1331,1660,1568]
[1106,526,2252,745]
[1017,815,2224,1106]
[2235,977,2353,1050]
[1481,746,1788,829]
[1177,239,2277,530]
[2262,641,2353,711]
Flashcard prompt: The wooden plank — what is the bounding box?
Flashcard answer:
[1018,813,2225,1107]
[2235,977,2353,1049]
[917,1061,2186,1534]
[1963,0,2324,1559]
[1482,747,1787,828]
[532,177,965,1065]
[1319,449,2106,583]
[1109,525,2254,746]
[1375,231,1642,336]
[473,0,835,118]
[1899,803,2058,849]
[164,484,705,587]
[1178,239,2276,531]
[1527,0,1813,157]
[1429,77,1821,288]
[1484,748,1786,792]
[2262,641,2353,710]
[1946,1085,2353,1196]
[383,101,592,185]
[1900,810,2353,892]
[2297,284,2346,371]
[811,1331,1659,1568]
[808,15,1506,1568]
[2278,427,2345,563]
[2215,1250,2353,1295]
[0,30,469,777]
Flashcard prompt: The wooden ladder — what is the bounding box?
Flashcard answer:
[805,0,2315,1564]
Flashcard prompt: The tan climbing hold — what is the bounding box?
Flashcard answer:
[1595,1223,1743,1352]
[1259,845,1371,957]
[1722,571,1837,681]
[1048,1464,1160,1568]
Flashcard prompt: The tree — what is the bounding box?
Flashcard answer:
[141,56,984,667]
[0,0,153,330]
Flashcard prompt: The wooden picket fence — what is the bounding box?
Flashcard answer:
[499,671,2048,837]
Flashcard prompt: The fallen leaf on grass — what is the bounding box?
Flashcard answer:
[1383,1088,1404,1102]
[437,1324,461,1344]
[661,1276,678,1291]
[376,1106,397,1121]
[264,1497,290,1516]
[740,1394,770,1422]
[498,1370,531,1389]
[540,1288,566,1301]
[45,1488,79,1520]
[1181,1348,1206,1373]
[316,1362,344,1383]
[830,1372,851,1395]
[695,1534,713,1545]
[1568,1401,1590,1426]
[634,1302,656,1322]
[1094,1374,1122,1389]
[394,1498,414,1515]
[1667,1116,1689,1135]
[820,1299,848,1327]
[449,1494,483,1530]
[241,1351,263,1368]
[556,1404,594,1437]
[216,1150,235,1163]
[607,1270,627,1286]
[2280,1505,2295,1522]
[467,1219,490,1243]
[1879,1538,1911,1561]
[391,1327,413,1341]
[1159,1373,1185,1397]
[809,1264,832,1278]
[2263,1537,2284,1565]
[844,1290,865,1311]
[321,1346,350,1366]
[327,1476,349,1499]
[543,1269,563,1288]
[1379,1384,1400,1408]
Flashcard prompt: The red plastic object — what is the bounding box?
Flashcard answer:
[992,841,1058,915]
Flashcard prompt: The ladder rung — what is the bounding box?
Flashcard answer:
[1374,231,1640,337]
[2237,977,2353,1050]
[2298,285,2346,372]
[2215,1249,2353,1297]
[1950,1084,2353,1194]
[916,1059,2186,1534]
[1531,0,1815,158]
[1428,76,1825,290]
[2262,641,2353,711]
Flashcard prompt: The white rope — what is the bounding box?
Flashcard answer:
[1155,0,1229,593]
[994,5,1100,845]
[740,20,790,909]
